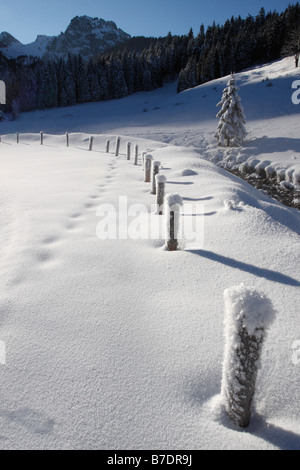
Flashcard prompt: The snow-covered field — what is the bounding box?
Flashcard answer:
[0,57,299,450]
[2,56,300,183]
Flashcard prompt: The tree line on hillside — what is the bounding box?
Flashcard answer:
[0,3,299,116]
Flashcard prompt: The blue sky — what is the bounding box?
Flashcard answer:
[0,0,297,43]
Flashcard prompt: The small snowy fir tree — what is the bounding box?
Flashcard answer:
[11,99,20,120]
[215,75,246,147]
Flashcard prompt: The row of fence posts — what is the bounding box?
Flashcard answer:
[10,132,275,428]
[120,137,275,430]
[77,135,181,252]
[30,133,145,172]
[67,134,182,252]
[129,138,276,430]
[142,153,182,252]
[7,132,300,187]
[13,131,99,149]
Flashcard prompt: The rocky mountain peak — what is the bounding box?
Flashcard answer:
[0,16,131,60]
[0,31,21,48]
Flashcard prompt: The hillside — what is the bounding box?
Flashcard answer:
[2,3,299,116]
[1,56,300,199]
[0,57,299,450]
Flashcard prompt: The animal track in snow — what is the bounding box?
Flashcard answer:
[65,221,77,231]
[35,249,53,264]
[84,201,97,209]
[42,235,60,245]
[69,212,82,219]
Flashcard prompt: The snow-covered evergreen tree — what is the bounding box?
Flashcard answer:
[75,55,90,103]
[215,75,246,147]
[177,57,197,93]
[96,58,109,101]
[87,60,101,102]
[107,58,128,99]
[36,61,58,109]
[11,98,20,119]
[282,25,300,67]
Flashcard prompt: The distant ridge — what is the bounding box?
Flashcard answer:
[0,16,131,61]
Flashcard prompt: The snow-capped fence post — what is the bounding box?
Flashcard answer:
[155,175,166,215]
[145,155,151,179]
[89,136,94,151]
[106,140,110,153]
[221,285,276,428]
[144,154,153,183]
[17,132,19,144]
[164,194,183,251]
[127,141,131,160]
[151,160,160,194]
[115,136,121,156]
[66,132,69,147]
[142,152,147,169]
[40,131,44,146]
[134,145,139,165]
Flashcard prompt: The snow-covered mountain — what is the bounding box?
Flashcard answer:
[0,31,21,49]
[0,32,53,59]
[0,16,131,60]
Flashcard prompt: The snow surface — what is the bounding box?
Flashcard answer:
[156,174,167,183]
[164,193,183,208]
[0,57,300,450]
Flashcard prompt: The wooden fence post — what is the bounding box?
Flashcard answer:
[115,137,121,156]
[127,141,131,160]
[89,136,94,151]
[134,145,139,165]
[142,152,147,169]
[164,194,183,251]
[155,175,166,215]
[144,154,153,183]
[221,285,276,428]
[151,160,160,194]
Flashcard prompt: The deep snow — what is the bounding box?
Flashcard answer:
[0,57,300,450]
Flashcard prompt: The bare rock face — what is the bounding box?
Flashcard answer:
[45,16,131,60]
[0,31,21,49]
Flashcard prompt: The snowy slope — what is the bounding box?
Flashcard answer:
[0,58,300,450]
[1,57,299,184]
